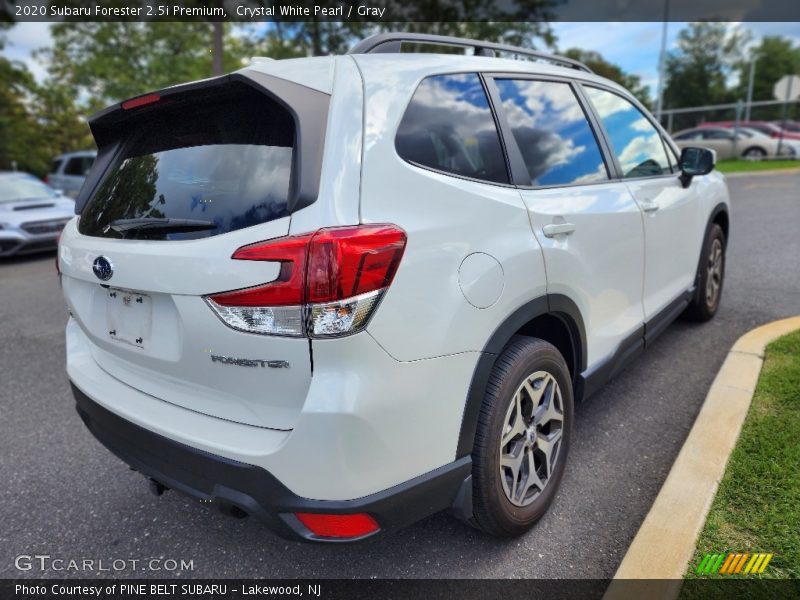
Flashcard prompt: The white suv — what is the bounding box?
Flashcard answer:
[60,33,730,542]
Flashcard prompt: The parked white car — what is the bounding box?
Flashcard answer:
[672,126,796,160]
[47,150,96,198]
[0,172,74,256]
[59,33,730,542]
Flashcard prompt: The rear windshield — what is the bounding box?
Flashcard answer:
[79,85,294,241]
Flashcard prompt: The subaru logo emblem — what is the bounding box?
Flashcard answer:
[92,256,113,281]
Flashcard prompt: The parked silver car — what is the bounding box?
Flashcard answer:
[46,151,96,198]
[0,172,75,257]
[672,127,796,160]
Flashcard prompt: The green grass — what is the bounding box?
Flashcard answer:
[684,330,800,582]
[715,159,800,173]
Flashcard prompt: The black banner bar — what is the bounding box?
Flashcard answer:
[4,0,800,23]
[3,579,800,600]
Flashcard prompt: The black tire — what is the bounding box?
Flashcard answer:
[683,223,726,322]
[470,336,573,537]
[742,146,767,159]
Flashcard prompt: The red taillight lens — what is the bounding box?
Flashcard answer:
[205,224,406,338]
[211,233,313,307]
[306,225,407,303]
[121,93,161,110]
[294,512,379,539]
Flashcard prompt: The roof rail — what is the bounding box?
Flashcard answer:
[347,32,593,74]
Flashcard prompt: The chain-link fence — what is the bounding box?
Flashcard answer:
[658,99,800,135]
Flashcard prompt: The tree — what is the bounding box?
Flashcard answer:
[735,36,800,121]
[563,48,651,107]
[245,1,558,58]
[663,22,749,111]
[40,22,251,104]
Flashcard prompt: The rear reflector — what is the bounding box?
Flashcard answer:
[294,512,379,539]
[122,93,161,110]
[206,224,406,338]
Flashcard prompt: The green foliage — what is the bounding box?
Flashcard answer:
[563,48,651,107]
[737,37,800,102]
[685,330,800,581]
[41,22,250,103]
[664,23,749,110]
[715,160,800,174]
[246,20,556,59]
[733,36,800,121]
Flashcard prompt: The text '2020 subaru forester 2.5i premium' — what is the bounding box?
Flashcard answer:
[60,33,730,542]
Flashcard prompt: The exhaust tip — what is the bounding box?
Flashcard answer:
[217,503,249,519]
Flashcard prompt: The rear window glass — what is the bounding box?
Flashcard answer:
[79,85,294,240]
[50,160,63,174]
[395,73,508,184]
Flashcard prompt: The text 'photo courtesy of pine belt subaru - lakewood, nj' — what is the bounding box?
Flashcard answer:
[58,33,730,543]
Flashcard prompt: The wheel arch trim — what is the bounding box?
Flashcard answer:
[694,202,730,293]
[455,293,586,458]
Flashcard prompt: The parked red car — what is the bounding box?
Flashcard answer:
[699,120,800,140]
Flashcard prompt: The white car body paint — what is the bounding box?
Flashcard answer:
[60,49,730,514]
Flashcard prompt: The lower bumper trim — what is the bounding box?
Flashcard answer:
[71,381,471,542]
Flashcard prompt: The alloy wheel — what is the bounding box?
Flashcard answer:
[706,238,723,309]
[499,371,564,507]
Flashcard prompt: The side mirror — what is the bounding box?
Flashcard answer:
[679,147,715,188]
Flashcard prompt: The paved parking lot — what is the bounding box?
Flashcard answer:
[1,173,799,579]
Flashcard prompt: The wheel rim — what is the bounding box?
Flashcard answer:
[705,238,723,309]
[499,370,564,507]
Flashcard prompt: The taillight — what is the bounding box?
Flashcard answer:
[294,512,379,539]
[205,224,406,338]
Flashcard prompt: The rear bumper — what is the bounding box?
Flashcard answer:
[72,382,471,542]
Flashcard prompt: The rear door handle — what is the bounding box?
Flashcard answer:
[542,223,576,238]
[640,200,659,213]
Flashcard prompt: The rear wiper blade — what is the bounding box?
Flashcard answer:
[108,218,217,236]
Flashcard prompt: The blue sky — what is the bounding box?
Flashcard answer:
[3,21,800,97]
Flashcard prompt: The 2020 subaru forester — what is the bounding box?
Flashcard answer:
[60,33,730,542]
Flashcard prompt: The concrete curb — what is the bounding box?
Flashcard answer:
[723,166,800,178]
[604,316,800,598]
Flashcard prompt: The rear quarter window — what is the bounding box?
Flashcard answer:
[395,73,509,184]
[79,85,295,241]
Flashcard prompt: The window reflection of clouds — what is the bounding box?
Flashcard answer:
[495,79,608,186]
[154,144,291,235]
[395,74,507,183]
[585,87,671,179]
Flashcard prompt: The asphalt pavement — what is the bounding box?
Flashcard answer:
[1,173,799,579]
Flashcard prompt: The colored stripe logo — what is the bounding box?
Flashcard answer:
[696,552,773,575]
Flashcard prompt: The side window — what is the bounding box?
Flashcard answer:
[674,130,702,141]
[64,157,89,176]
[395,73,508,184]
[585,87,672,179]
[81,156,95,174]
[704,129,733,140]
[50,159,63,174]
[494,79,608,186]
